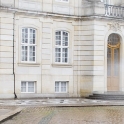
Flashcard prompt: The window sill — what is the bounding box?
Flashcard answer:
[21,92,35,93]
[55,0,69,4]
[55,92,68,94]
[52,63,72,68]
[18,63,40,67]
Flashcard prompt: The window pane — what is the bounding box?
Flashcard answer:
[28,87,34,92]
[21,46,28,61]
[28,82,34,86]
[55,87,59,92]
[114,48,119,76]
[62,32,68,46]
[55,82,59,86]
[24,29,28,44]
[30,29,35,44]
[21,87,26,92]
[56,31,61,35]
[61,82,66,87]
[61,82,66,92]
[21,82,26,86]
[55,48,61,62]
[55,82,59,92]
[104,0,109,4]
[29,46,35,61]
[62,48,68,63]
[30,29,33,33]
[33,30,35,33]
[21,82,26,92]
[22,28,28,43]
[28,82,34,92]
[56,31,61,45]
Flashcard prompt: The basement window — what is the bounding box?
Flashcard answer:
[55,81,68,93]
[21,81,35,93]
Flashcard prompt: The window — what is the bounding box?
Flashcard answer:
[55,81,68,93]
[21,28,36,62]
[21,81,35,93]
[55,31,69,63]
[56,0,69,3]
[101,0,110,4]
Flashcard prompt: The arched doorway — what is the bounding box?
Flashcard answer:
[107,33,120,91]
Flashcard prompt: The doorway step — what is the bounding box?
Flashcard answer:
[86,92,124,100]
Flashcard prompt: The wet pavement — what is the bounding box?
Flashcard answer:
[2,106,124,124]
[0,109,11,116]
[0,98,124,106]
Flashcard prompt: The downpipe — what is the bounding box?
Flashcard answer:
[13,12,17,99]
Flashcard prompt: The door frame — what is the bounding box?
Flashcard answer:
[105,31,124,92]
[107,43,120,91]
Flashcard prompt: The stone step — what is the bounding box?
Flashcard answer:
[86,97,124,100]
[86,92,124,100]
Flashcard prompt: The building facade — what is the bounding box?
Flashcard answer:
[0,0,124,98]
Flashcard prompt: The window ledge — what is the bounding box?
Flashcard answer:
[55,92,68,94]
[52,63,72,68]
[55,0,69,4]
[18,63,40,67]
[21,92,35,93]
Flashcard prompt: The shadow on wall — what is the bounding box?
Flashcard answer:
[80,89,93,97]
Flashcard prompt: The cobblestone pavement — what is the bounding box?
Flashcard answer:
[2,106,124,124]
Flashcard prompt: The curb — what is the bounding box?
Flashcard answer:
[0,107,23,123]
[32,103,124,107]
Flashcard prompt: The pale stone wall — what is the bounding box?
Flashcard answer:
[0,0,124,98]
[111,0,122,5]
[10,15,75,98]
[74,20,106,96]
[0,12,14,98]
[0,0,83,16]
[15,16,42,98]
[0,12,14,75]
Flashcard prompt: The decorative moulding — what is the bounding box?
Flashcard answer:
[19,0,42,11]
[108,22,121,32]
[53,5,70,14]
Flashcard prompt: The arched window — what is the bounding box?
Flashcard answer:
[108,33,120,47]
[55,31,69,63]
[21,28,36,62]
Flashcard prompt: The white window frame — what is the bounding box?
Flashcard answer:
[56,0,69,3]
[55,30,69,64]
[101,0,110,4]
[21,81,35,93]
[55,81,68,93]
[21,27,36,63]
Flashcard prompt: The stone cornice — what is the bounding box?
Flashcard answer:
[0,5,124,21]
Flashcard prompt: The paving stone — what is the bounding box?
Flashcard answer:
[1,106,124,124]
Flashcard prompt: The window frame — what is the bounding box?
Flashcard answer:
[101,0,110,4]
[21,81,35,93]
[55,81,68,93]
[55,30,69,64]
[21,27,37,63]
